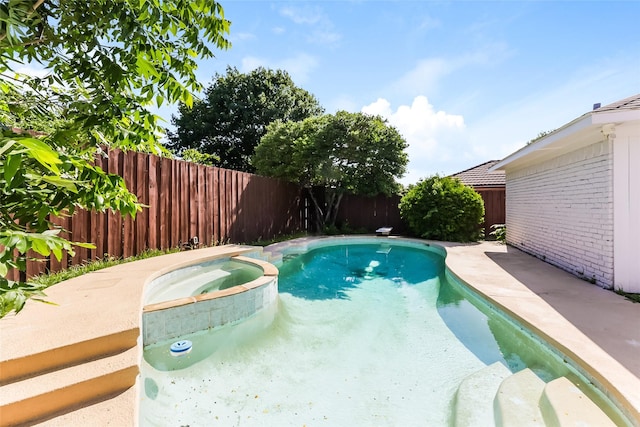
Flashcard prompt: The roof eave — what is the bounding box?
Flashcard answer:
[489,113,594,172]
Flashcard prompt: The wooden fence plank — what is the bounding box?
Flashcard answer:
[189,162,198,240]
[48,214,70,273]
[136,151,149,253]
[160,156,171,249]
[196,165,207,245]
[107,149,123,258]
[204,167,214,246]
[122,151,136,258]
[212,168,220,244]
[71,208,89,265]
[91,155,107,261]
[147,155,159,250]
[218,168,227,242]
[179,161,189,244]
[170,159,180,248]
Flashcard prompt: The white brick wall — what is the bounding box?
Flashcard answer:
[506,140,614,288]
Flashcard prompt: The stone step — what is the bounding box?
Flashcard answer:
[540,376,616,427]
[0,346,138,426]
[0,328,138,385]
[494,368,546,427]
[33,383,138,426]
[452,361,513,427]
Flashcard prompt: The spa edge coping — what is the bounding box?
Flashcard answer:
[142,255,278,313]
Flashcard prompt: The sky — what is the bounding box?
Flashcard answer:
[25,0,640,185]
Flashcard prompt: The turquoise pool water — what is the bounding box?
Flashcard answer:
[139,240,623,426]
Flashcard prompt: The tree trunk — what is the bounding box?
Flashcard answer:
[306,187,325,232]
[328,192,344,227]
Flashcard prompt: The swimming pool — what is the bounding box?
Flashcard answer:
[139,238,628,426]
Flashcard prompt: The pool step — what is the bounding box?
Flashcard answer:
[452,362,512,427]
[453,366,620,427]
[540,377,616,427]
[32,384,138,427]
[494,368,546,427]
[0,330,138,426]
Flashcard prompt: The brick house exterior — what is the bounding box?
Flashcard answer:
[491,94,640,292]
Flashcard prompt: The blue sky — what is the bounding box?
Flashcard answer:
[174,0,639,184]
[20,1,636,185]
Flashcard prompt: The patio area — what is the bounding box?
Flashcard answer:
[0,239,638,426]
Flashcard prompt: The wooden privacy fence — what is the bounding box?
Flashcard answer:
[475,188,506,235]
[336,194,407,234]
[11,149,303,280]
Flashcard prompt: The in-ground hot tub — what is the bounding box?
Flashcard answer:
[143,258,264,306]
[141,254,279,348]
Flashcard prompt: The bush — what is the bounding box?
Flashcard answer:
[399,175,484,242]
[490,224,506,243]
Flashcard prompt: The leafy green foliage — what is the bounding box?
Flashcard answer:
[527,129,555,145]
[254,111,408,231]
[0,0,230,317]
[169,67,324,172]
[181,148,219,166]
[399,175,484,242]
[0,131,141,316]
[490,224,506,243]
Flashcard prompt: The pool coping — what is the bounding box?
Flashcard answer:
[0,237,638,426]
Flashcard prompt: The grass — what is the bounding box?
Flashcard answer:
[30,247,180,289]
[615,290,640,303]
[29,232,310,289]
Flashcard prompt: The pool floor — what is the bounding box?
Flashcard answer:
[140,275,489,426]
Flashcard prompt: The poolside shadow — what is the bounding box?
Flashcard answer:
[483,245,640,378]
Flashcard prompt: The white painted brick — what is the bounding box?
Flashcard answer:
[506,140,614,288]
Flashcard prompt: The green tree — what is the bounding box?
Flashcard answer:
[0,0,230,317]
[254,111,408,231]
[168,67,324,172]
[399,175,484,242]
[181,148,219,166]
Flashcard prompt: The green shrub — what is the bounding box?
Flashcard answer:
[490,224,506,243]
[399,175,484,242]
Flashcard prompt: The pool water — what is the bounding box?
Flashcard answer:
[139,242,612,426]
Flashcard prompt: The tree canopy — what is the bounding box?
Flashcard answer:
[0,0,230,317]
[168,67,324,172]
[254,111,408,231]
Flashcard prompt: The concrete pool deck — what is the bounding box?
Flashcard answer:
[0,239,638,426]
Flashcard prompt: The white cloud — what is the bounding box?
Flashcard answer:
[280,6,324,25]
[241,53,319,84]
[362,96,466,185]
[418,15,441,31]
[232,32,255,41]
[389,43,513,99]
[390,59,451,97]
[279,5,340,46]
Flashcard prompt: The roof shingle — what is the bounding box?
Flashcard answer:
[593,93,640,113]
[451,160,506,187]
